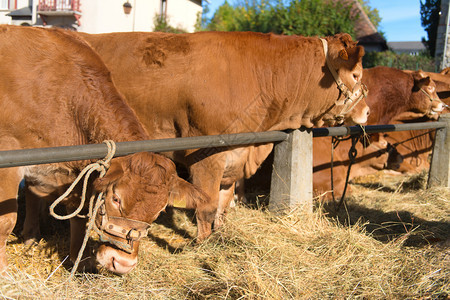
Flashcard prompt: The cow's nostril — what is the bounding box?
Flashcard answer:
[111,257,116,270]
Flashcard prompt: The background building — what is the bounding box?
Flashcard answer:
[350,0,387,53]
[387,41,427,56]
[1,0,202,33]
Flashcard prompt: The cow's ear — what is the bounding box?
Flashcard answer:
[420,76,431,86]
[412,70,428,80]
[415,76,431,88]
[93,159,124,192]
[339,49,348,60]
[168,175,209,209]
[416,70,426,78]
[346,45,365,62]
[336,33,357,48]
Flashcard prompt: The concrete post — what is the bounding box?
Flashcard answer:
[428,113,450,188]
[269,128,313,214]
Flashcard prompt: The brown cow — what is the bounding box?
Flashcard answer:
[420,70,450,106]
[312,134,403,200]
[76,31,369,230]
[312,67,444,200]
[363,67,444,124]
[382,128,435,174]
[377,69,450,175]
[0,25,210,275]
[242,133,401,202]
[440,67,450,75]
[244,66,444,201]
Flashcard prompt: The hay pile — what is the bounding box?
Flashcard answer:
[1,172,449,299]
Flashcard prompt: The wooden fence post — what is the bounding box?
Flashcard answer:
[428,113,450,188]
[269,128,313,214]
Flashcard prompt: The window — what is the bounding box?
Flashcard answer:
[0,0,9,10]
[0,0,14,10]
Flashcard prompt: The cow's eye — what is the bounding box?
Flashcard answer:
[112,194,121,206]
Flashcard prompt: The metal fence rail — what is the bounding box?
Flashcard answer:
[0,121,446,169]
[1,115,449,213]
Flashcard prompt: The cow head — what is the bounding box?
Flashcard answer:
[320,34,369,126]
[397,71,445,121]
[411,71,445,119]
[93,152,207,274]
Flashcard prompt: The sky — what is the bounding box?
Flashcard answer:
[205,0,428,42]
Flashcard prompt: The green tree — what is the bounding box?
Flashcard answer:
[420,0,441,57]
[275,0,356,37]
[207,1,245,31]
[363,50,436,71]
[205,0,359,37]
[153,14,187,33]
[194,1,210,31]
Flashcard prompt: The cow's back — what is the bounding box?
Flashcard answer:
[0,26,145,150]
[80,31,341,139]
[1,26,96,148]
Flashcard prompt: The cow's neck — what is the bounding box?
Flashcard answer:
[73,85,148,145]
[252,44,340,130]
[66,84,148,170]
[260,69,339,130]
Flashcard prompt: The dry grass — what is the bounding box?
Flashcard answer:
[1,172,449,299]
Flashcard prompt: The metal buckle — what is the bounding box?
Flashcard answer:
[94,203,150,253]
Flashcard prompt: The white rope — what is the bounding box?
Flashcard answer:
[46,140,116,280]
[420,88,449,109]
[70,194,105,280]
[49,140,116,220]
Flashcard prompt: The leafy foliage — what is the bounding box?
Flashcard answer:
[201,0,382,39]
[207,1,247,31]
[153,14,187,34]
[205,0,358,37]
[363,50,437,72]
[420,0,441,57]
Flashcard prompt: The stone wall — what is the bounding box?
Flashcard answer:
[436,0,450,70]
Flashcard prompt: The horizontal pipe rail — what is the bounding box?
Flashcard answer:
[0,131,289,168]
[0,121,446,169]
[312,121,447,137]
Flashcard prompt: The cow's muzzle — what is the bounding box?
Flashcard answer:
[335,81,369,120]
[94,200,151,253]
[420,88,448,115]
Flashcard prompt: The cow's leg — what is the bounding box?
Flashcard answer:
[0,168,22,273]
[22,182,42,245]
[215,182,236,229]
[189,159,224,241]
[234,178,247,204]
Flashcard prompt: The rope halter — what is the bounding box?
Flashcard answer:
[93,202,151,253]
[49,140,117,221]
[48,140,150,279]
[420,88,449,112]
[320,38,368,121]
